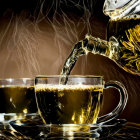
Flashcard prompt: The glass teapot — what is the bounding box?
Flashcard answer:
[84,0,140,75]
[60,0,140,81]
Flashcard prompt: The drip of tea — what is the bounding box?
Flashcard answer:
[60,16,140,84]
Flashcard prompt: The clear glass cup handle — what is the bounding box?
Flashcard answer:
[97,81,128,124]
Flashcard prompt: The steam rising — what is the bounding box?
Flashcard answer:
[0,0,97,77]
[0,14,40,77]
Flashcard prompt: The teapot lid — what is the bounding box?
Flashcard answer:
[103,0,140,19]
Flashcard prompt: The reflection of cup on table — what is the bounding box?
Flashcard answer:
[35,75,128,135]
[0,78,38,127]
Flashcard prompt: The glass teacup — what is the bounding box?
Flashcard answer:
[0,78,38,128]
[35,75,128,137]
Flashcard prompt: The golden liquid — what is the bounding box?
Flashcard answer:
[108,17,140,75]
[0,86,37,113]
[35,85,103,124]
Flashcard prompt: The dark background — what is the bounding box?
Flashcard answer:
[0,0,139,123]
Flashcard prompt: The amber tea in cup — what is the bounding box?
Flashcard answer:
[35,84,103,124]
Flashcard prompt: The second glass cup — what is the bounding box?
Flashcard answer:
[0,78,38,127]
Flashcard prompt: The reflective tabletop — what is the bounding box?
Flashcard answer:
[0,119,140,139]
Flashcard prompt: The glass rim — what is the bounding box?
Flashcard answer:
[0,78,34,87]
[0,78,34,81]
[10,122,119,128]
[36,75,104,79]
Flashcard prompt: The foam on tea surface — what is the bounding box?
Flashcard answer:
[36,84,103,91]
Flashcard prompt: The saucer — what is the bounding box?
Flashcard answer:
[10,117,127,139]
[0,123,28,139]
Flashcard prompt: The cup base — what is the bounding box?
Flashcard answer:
[50,124,90,133]
[42,124,100,139]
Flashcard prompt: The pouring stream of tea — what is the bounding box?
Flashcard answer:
[59,34,115,84]
[60,18,140,84]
